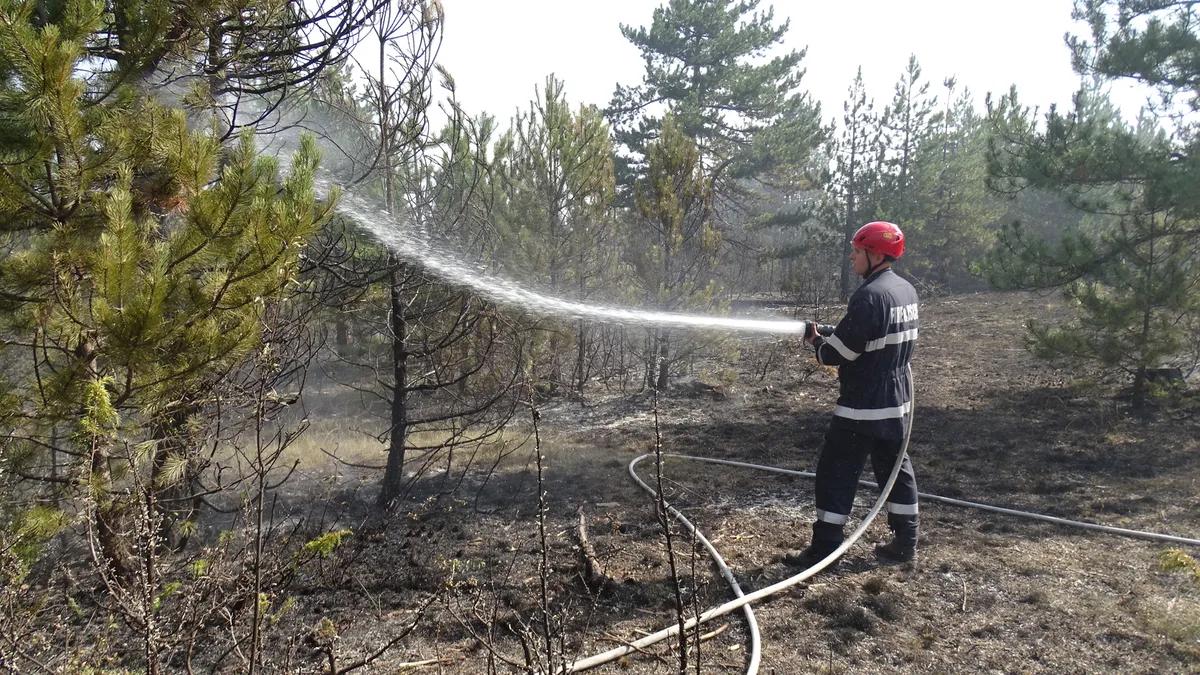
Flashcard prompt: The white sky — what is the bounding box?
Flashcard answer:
[434,0,1152,126]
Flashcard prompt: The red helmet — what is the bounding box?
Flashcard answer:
[852,221,904,259]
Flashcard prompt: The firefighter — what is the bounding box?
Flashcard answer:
[785,221,920,568]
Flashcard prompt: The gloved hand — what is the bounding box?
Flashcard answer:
[804,322,836,344]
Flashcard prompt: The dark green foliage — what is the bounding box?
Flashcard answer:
[817,60,999,296]
[0,0,334,577]
[912,79,1002,291]
[984,1,1200,406]
[873,59,1001,292]
[1069,0,1200,106]
[877,56,943,230]
[608,0,827,317]
[497,76,615,294]
[495,75,616,393]
[630,116,720,308]
[628,116,725,388]
[608,0,824,191]
[823,67,885,296]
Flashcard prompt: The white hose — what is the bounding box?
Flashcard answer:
[655,455,1200,548]
[567,363,1200,673]
[624,454,763,674]
[564,365,916,673]
[602,454,1200,674]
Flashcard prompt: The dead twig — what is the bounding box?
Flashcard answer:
[575,508,615,595]
[699,623,729,642]
[329,593,437,674]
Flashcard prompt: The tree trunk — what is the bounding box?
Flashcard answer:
[1132,222,1156,411]
[379,258,408,506]
[1132,302,1154,410]
[655,330,670,391]
[377,53,406,506]
[205,23,228,138]
[335,314,349,352]
[49,424,59,503]
[840,229,855,298]
[92,440,130,579]
[574,319,587,401]
[642,332,653,392]
[1132,364,1147,411]
[150,407,196,551]
[77,336,132,579]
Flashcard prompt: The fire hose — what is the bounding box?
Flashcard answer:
[565,356,1200,674]
[564,355,914,673]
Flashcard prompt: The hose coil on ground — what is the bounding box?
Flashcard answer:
[565,365,1200,673]
[566,364,917,673]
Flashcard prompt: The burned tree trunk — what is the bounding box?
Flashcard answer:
[379,256,409,506]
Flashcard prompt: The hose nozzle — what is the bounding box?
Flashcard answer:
[803,321,836,342]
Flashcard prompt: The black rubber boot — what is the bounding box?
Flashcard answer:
[782,541,841,568]
[783,522,843,569]
[875,513,918,564]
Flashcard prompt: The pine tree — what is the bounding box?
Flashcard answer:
[497,75,616,395]
[0,0,334,572]
[608,0,824,191]
[985,46,1200,408]
[870,57,1000,292]
[914,79,1001,290]
[305,5,524,506]
[984,0,1200,406]
[627,116,723,389]
[102,0,375,137]
[876,56,942,236]
[826,67,886,296]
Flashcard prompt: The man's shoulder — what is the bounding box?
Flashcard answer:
[857,270,914,296]
[876,269,919,301]
[847,285,879,309]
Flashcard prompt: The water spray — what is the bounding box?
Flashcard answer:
[327,185,812,336]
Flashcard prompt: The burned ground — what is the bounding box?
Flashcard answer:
[251,290,1200,674]
[25,291,1200,674]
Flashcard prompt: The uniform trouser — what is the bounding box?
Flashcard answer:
[811,425,919,547]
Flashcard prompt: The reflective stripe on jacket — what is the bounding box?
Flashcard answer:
[813,268,918,439]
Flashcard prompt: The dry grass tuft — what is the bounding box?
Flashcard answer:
[1139,595,1200,644]
[864,593,904,622]
[861,575,890,595]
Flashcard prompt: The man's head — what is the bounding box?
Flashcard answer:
[850,221,904,278]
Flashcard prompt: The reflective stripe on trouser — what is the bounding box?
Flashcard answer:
[811,425,918,544]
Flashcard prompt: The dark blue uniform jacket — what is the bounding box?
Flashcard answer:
[813,268,918,439]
